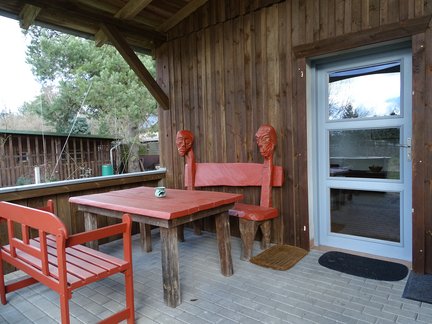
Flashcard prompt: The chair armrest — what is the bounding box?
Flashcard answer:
[66,216,130,247]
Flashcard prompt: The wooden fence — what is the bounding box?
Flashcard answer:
[0,131,115,187]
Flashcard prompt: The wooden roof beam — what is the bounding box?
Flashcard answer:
[19,4,41,29]
[95,0,153,47]
[115,0,154,20]
[100,23,169,110]
[157,0,208,32]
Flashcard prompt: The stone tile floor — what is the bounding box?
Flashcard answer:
[0,229,430,324]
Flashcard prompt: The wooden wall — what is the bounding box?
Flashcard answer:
[156,0,432,272]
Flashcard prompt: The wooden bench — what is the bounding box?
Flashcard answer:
[178,126,284,261]
[0,201,135,324]
[185,162,284,260]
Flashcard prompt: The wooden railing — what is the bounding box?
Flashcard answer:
[0,169,166,274]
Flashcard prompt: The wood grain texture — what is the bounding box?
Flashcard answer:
[159,227,180,307]
[412,33,426,273]
[215,212,233,275]
[156,0,432,271]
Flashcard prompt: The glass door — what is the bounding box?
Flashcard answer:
[315,48,412,261]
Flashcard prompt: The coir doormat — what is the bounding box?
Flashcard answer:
[402,271,432,304]
[250,245,308,271]
[318,251,408,281]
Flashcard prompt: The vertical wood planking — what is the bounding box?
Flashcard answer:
[243,14,253,162]
[369,0,381,28]
[319,0,329,40]
[17,136,23,179]
[424,24,432,273]
[388,0,400,23]
[335,0,345,35]
[412,33,426,273]
[343,0,352,34]
[0,136,6,186]
[157,0,432,257]
[361,0,370,30]
[214,21,226,162]
[232,13,249,229]
[414,2,426,26]
[8,135,15,185]
[305,0,315,44]
[266,5,280,131]
[380,0,389,25]
[350,0,361,33]
[327,0,336,38]
[399,0,409,21]
[223,18,236,162]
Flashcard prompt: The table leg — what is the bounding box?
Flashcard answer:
[159,227,181,307]
[83,212,98,250]
[139,223,152,252]
[215,211,233,276]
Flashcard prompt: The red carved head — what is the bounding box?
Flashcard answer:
[176,130,194,157]
[255,125,277,159]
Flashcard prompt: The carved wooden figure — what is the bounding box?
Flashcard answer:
[238,124,278,259]
[176,130,201,236]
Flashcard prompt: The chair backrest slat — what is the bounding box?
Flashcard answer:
[0,201,67,278]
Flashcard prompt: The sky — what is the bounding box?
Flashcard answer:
[0,16,41,113]
[329,73,400,119]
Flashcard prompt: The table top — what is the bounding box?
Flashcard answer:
[69,186,243,220]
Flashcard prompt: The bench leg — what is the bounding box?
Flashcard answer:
[139,223,152,252]
[59,293,70,324]
[239,219,258,261]
[0,255,5,305]
[259,220,272,250]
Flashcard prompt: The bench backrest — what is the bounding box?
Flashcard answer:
[185,163,284,187]
[177,125,284,208]
[184,162,283,208]
[0,201,68,278]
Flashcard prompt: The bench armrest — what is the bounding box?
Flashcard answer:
[66,214,131,247]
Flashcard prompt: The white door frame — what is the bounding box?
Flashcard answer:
[308,45,412,261]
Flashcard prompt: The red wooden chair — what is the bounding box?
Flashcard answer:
[0,200,135,324]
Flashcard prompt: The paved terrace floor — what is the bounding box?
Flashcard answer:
[0,229,430,324]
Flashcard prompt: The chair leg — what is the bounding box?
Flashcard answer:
[59,293,70,324]
[259,220,272,250]
[0,256,6,305]
[125,268,135,323]
[139,223,152,252]
[239,219,258,261]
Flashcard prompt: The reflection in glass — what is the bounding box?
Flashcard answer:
[328,62,400,120]
[330,189,400,242]
[329,128,400,179]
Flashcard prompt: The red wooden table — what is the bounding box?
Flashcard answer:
[69,186,243,307]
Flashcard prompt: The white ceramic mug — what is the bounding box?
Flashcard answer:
[154,186,166,198]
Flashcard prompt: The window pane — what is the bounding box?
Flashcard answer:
[328,62,400,120]
[330,189,400,242]
[329,128,400,180]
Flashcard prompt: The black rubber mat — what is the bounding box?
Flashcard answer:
[318,251,408,281]
[402,271,432,304]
